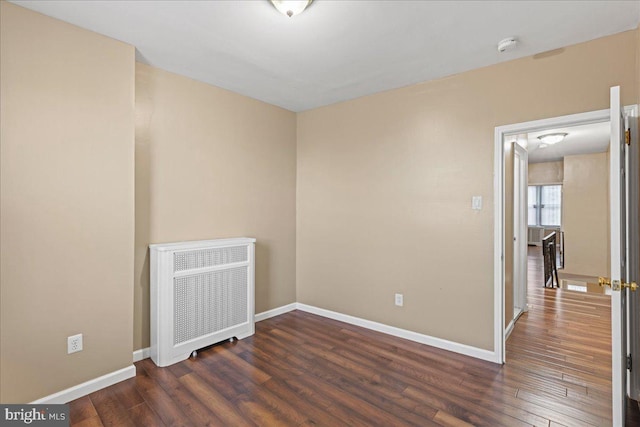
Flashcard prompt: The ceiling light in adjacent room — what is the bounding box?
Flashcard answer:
[270,0,313,17]
[537,132,567,145]
[497,37,517,53]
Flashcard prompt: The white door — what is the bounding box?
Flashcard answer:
[609,85,629,426]
[513,143,528,319]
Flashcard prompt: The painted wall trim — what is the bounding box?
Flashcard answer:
[131,303,299,363]
[133,347,150,362]
[296,303,500,363]
[505,305,526,343]
[494,108,610,363]
[30,365,136,404]
[254,302,298,322]
[494,104,638,364]
[493,124,506,364]
[504,319,515,340]
[39,300,500,403]
[134,299,500,370]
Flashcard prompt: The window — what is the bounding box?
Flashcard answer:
[528,185,562,227]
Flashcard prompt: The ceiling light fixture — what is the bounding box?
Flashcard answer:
[497,37,517,53]
[537,132,567,145]
[270,0,313,17]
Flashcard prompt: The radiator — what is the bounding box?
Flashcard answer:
[149,238,256,367]
[527,227,544,246]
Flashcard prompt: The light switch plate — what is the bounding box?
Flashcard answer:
[472,196,483,210]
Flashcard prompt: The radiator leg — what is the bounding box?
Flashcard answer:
[191,350,197,359]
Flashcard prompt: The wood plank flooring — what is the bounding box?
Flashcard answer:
[505,247,612,426]
[70,247,617,426]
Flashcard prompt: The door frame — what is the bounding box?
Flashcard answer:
[629,112,640,401]
[512,142,528,324]
[493,105,637,364]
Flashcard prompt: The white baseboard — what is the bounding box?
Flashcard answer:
[133,347,150,362]
[35,301,496,404]
[135,301,498,369]
[505,319,515,340]
[505,309,524,341]
[255,302,297,322]
[31,365,136,404]
[296,303,500,363]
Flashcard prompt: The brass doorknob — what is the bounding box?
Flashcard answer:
[598,277,637,291]
[598,277,611,287]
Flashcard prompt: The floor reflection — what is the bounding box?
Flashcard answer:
[556,269,612,295]
[558,278,612,295]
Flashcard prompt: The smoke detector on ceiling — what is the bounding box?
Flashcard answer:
[497,37,518,53]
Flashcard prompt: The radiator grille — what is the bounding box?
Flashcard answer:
[173,266,248,345]
[527,227,544,245]
[174,245,247,272]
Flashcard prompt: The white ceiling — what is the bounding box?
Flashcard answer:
[11,0,640,112]
[507,121,611,163]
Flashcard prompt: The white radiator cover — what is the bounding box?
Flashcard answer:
[527,227,544,246]
[150,238,256,367]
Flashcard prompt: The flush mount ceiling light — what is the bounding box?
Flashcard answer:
[537,132,568,145]
[497,37,517,53]
[270,0,313,17]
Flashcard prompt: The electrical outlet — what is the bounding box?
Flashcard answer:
[395,293,403,307]
[68,334,83,354]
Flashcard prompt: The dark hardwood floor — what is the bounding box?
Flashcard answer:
[69,247,620,426]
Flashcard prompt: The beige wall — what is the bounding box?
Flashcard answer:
[529,161,564,184]
[134,63,297,350]
[0,2,135,403]
[2,0,640,403]
[562,153,610,277]
[297,31,637,351]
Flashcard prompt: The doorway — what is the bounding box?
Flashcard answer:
[493,107,618,363]
[515,120,613,304]
[494,100,640,425]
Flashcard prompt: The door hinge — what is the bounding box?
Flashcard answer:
[627,355,632,371]
[625,129,631,145]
